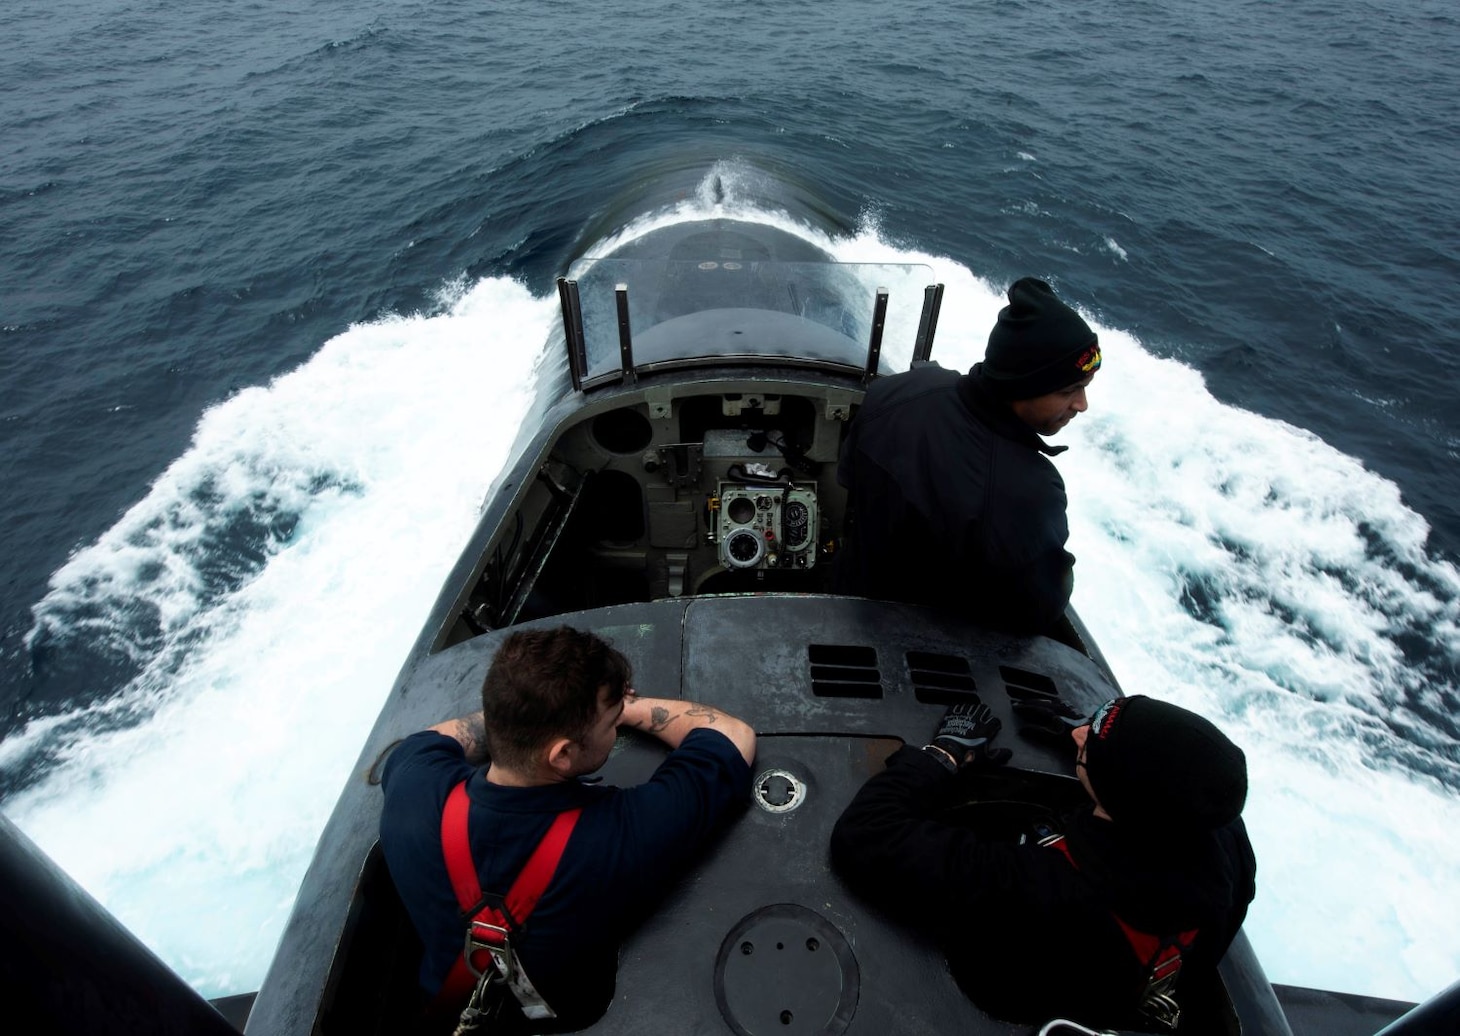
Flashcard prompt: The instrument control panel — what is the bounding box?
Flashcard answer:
[716,483,819,571]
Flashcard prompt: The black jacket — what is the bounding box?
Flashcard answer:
[830,746,1258,1030]
[835,363,1074,633]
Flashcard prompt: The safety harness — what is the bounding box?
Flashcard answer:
[1041,833,1198,1032]
[437,781,581,1034]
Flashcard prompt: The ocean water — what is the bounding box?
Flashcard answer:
[2,0,1458,1008]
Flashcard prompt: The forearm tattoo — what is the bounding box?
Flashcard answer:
[457,713,488,761]
[644,702,721,735]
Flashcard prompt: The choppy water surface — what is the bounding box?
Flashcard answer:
[2,0,1457,1004]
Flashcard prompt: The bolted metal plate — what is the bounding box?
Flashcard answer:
[714,904,859,1036]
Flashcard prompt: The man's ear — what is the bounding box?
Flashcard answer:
[544,737,577,778]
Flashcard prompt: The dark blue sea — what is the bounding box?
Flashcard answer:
[2,0,1457,1004]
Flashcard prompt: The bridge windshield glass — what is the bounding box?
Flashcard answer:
[563,258,938,382]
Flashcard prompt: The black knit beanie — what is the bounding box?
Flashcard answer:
[981,277,1101,401]
[1083,695,1247,832]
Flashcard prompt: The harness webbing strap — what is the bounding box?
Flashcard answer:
[1043,833,1198,1025]
[436,780,582,1005]
[1112,914,1196,983]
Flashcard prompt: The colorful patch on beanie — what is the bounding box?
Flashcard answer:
[1090,697,1124,740]
[1077,345,1102,375]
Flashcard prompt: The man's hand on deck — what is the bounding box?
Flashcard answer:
[927,699,1011,772]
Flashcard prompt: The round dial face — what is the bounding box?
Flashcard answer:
[727,496,757,524]
[727,530,764,567]
[784,500,810,547]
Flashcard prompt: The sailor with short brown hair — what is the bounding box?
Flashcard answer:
[380,625,756,1032]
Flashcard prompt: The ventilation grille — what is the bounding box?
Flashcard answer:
[808,644,883,699]
[907,651,980,705]
[999,665,1061,704]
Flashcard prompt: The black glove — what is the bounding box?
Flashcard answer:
[1012,696,1084,749]
[926,699,1012,772]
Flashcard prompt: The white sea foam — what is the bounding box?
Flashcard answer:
[6,185,1459,1004]
[1059,335,1460,1001]
[8,274,553,994]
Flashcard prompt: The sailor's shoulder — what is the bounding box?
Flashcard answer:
[870,361,960,391]
[379,730,467,790]
[860,364,965,417]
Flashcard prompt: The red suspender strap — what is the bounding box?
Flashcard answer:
[1044,833,1078,868]
[1043,834,1198,975]
[502,808,581,924]
[435,780,582,1005]
[442,781,482,909]
[1114,915,1199,983]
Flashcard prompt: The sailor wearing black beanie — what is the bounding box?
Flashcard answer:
[835,276,1100,633]
[1079,695,1249,832]
[979,277,1102,402]
[832,691,1258,1029]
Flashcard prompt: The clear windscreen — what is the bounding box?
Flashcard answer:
[564,257,937,380]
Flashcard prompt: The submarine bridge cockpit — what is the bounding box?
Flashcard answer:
[440,387,859,645]
[432,234,947,649]
[242,230,1288,1036]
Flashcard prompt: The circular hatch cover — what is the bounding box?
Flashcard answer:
[714,904,859,1035]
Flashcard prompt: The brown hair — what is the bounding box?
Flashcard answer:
[480,626,632,771]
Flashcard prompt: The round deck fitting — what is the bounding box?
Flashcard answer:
[753,769,806,814]
[714,904,858,1036]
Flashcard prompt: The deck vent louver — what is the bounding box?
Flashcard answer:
[907,652,980,705]
[808,644,883,699]
[999,666,1061,704]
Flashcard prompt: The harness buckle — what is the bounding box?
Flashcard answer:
[461,923,557,1021]
[1136,955,1183,1029]
[466,921,512,965]
[1138,990,1181,1030]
